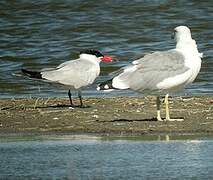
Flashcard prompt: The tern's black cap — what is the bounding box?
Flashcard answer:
[80,49,103,58]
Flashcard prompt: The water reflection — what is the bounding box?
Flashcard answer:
[1,135,213,179]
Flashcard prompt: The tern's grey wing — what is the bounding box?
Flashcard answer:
[41,59,76,72]
[56,59,75,69]
[112,50,189,91]
[41,59,99,89]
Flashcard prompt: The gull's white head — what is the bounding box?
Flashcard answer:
[173,26,192,42]
[173,26,202,57]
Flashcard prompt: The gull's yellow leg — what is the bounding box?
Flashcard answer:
[164,94,184,121]
[165,94,170,121]
[156,96,163,121]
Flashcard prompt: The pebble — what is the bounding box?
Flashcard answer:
[92,115,99,118]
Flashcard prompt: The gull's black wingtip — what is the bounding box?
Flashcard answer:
[21,69,42,79]
[97,78,116,91]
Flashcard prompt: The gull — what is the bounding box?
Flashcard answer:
[22,49,113,107]
[97,26,202,121]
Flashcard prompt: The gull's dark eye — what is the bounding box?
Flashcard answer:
[171,30,176,39]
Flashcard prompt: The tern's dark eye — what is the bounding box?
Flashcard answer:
[93,51,103,57]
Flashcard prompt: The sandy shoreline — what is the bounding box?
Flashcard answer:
[0,96,212,136]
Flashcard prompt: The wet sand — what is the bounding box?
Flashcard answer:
[0,96,212,136]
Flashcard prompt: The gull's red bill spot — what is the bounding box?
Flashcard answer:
[101,55,113,62]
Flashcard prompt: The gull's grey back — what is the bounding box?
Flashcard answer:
[114,50,189,92]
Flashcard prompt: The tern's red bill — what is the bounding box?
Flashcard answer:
[101,55,113,62]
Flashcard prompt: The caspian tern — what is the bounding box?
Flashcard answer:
[22,49,113,107]
[98,26,202,121]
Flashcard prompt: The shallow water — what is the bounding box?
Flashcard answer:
[0,135,213,179]
[0,0,212,98]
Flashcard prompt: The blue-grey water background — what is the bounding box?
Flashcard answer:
[0,0,212,98]
[0,135,213,179]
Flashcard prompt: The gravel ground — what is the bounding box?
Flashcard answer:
[0,96,212,136]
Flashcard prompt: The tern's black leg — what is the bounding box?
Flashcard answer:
[78,90,83,107]
[68,90,73,106]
